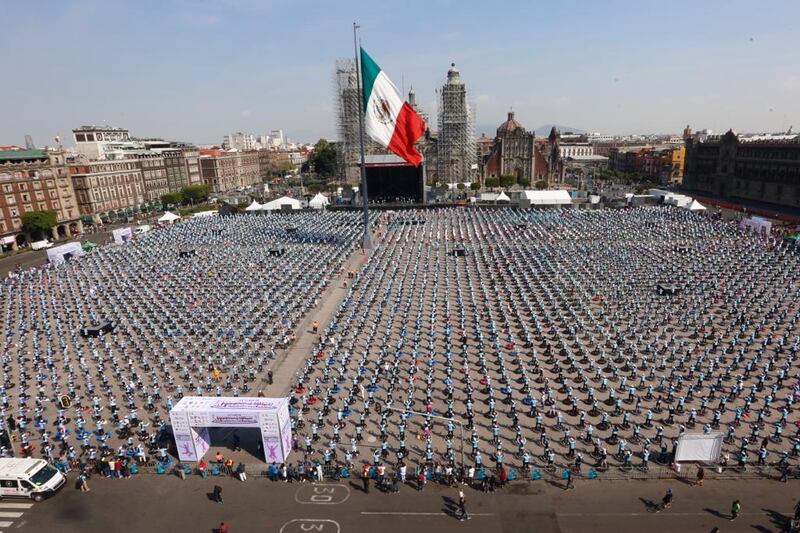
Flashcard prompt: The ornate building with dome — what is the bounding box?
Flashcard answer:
[482,112,563,184]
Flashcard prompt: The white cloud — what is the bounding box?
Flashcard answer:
[304,104,332,113]
[780,75,800,92]
[240,110,252,118]
[554,96,570,106]
[476,94,491,104]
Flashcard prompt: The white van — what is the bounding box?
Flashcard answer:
[0,459,66,501]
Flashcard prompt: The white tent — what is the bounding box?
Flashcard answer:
[112,227,133,244]
[496,191,511,203]
[309,193,330,210]
[480,192,499,202]
[46,242,84,265]
[264,196,302,211]
[686,199,706,211]
[674,432,723,464]
[244,200,263,211]
[519,189,573,205]
[158,211,180,224]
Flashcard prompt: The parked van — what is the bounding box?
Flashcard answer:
[0,459,66,501]
[30,240,53,251]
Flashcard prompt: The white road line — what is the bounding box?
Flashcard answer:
[0,513,22,518]
[360,512,495,516]
[557,512,790,517]
[0,503,32,509]
[0,521,12,528]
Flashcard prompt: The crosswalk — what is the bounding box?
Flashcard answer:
[0,502,33,531]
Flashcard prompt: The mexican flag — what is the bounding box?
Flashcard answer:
[360,48,426,166]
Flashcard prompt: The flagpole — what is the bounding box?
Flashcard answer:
[353,21,372,250]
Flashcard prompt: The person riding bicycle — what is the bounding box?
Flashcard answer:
[660,488,674,510]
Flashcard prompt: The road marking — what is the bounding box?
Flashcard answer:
[360,512,495,516]
[0,504,32,509]
[0,514,22,519]
[294,484,350,505]
[0,522,12,527]
[279,518,341,533]
[557,512,791,517]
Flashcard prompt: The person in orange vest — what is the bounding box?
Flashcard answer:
[212,367,220,382]
[312,320,319,333]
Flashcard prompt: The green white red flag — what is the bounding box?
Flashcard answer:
[360,48,426,166]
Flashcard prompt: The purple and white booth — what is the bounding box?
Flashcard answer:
[169,396,292,463]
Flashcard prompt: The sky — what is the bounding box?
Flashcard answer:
[1,0,799,147]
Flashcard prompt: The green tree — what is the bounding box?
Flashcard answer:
[305,139,337,178]
[161,191,183,207]
[499,174,517,188]
[535,180,548,190]
[485,177,500,189]
[470,182,481,191]
[21,210,57,239]
[180,184,210,204]
[518,177,531,188]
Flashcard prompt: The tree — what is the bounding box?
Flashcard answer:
[518,177,531,188]
[535,180,548,190]
[180,184,210,204]
[485,177,500,189]
[21,210,57,239]
[161,192,183,207]
[499,174,517,188]
[305,139,337,178]
[470,182,481,191]
[456,182,465,190]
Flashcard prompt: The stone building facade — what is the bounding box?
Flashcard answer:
[68,159,145,215]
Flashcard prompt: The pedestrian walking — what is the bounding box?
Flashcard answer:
[695,465,704,487]
[77,472,89,492]
[236,462,247,482]
[565,468,573,490]
[361,464,370,493]
[657,488,673,512]
[730,499,741,520]
[458,489,470,521]
[213,485,223,504]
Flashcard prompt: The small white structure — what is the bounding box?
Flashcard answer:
[112,227,133,244]
[496,191,511,203]
[158,212,181,224]
[309,193,330,210]
[191,210,218,218]
[244,200,263,212]
[518,189,573,206]
[479,192,499,202]
[264,196,302,211]
[686,199,707,211]
[740,216,772,235]
[134,225,151,235]
[169,396,292,463]
[674,432,723,464]
[46,242,84,265]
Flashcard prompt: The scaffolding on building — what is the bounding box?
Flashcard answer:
[437,63,476,187]
[334,58,388,185]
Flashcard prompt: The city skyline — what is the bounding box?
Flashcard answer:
[1,0,798,146]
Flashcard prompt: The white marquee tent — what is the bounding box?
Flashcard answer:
[686,199,707,211]
[264,196,302,211]
[674,432,723,464]
[244,200,263,211]
[309,193,330,210]
[46,242,85,265]
[519,189,573,205]
[496,191,511,203]
[158,211,181,224]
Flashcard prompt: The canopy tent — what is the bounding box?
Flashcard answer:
[81,241,97,251]
[740,216,772,235]
[686,199,707,211]
[309,193,330,210]
[46,242,85,265]
[674,432,723,464]
[264,196,302,211]
[519,189,573,205]
[158,211,181,224]
[496,191,511,203]
[244,200,263,212]
[112,227,133,244]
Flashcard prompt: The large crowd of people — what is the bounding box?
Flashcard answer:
[0,212,362,473]
[291,206,800,476]
[1,205,799,484]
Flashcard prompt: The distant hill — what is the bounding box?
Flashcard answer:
[474,123,585,138]
[534,124,585,136]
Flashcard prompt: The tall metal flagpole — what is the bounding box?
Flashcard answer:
[353,22,372,250]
